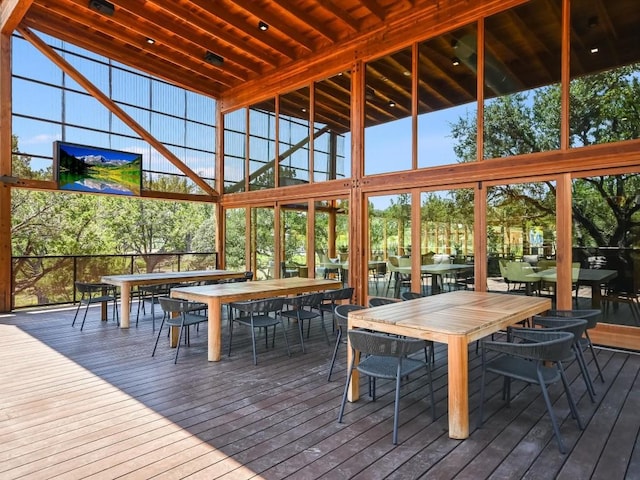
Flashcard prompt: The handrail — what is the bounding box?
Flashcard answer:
[11,252,218,310]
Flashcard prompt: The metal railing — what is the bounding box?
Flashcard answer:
[11,252,218,309]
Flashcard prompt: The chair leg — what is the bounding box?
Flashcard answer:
[71,300,83,327]
[338,355,356,423]
[392,366,402,445]
[584,331,605,383]
[558,362,584,431]
[250,321,258,365]
[327,327,342,381]
[152,315,166,357]
[79,302,90,331]
[574,345,596,402]
[537,369,567,454]
[173,321,184,364]
[280,319,291,357]
[227,317,235,357]
[297,313,306,354]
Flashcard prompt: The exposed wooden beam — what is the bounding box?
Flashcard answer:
[22,12,225,98]
[17,26,218,198]
[316,0,360,33]
[142,0,280,67]
[269,0,339,43]
[189,0,298,60]
[225,0,315,52]
[0,0,33,34]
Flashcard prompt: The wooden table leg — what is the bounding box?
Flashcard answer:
[208,298,222,361]
[447,335,470,439]
[120,283,131,328]
[347,328,360,402]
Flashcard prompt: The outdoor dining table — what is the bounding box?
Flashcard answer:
[346,290,551,439]
[170,277,342,361]
[395,263,474,295]
[534,267,618,308]
[101,269,246,328]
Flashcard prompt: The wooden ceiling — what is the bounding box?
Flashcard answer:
[9,0,640,134]
[16,0,426,100]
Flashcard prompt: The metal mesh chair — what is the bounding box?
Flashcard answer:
[478,329,584,454]
[72,281,119,331]
[400,291,424,301]
[136,283,172,330]
[327,304,366,381]
[546,309,604,382]
[281,292,328,353]
[228,296,290,365]
[368,297,397,307]
[338,330,436,445]
[530,317,595,402]
[152,297,208,364]
[319,287,354,327]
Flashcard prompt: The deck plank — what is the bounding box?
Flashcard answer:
[0,302,639,480]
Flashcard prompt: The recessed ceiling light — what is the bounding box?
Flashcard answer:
[590,46,599,54]
[388,100,396,108]
[258,21,269,31]
[452,57,461,66]
[146,38,155,45]
[403,71,411,77]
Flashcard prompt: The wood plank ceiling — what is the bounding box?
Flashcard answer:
[13,0,640,133]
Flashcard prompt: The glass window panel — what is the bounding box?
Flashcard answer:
[64,90,110,131]
[251,207,275,279]
[483,0,562,160]
[572,173,640,326]
[12,115,61,159]
[569,0,640,147]
[151,113,186,145]
[249,99,276,190]
[152,80,185,116]
[420,188,474,294]
[12,37,62,84]
[226,208,247,271]
[12,78,62,122]
[365,48,413,175]
[314,199,349,279]
[279,87,310,185]
[368,194,411,298]
[487,180,557,297]
[418,24,477,167]
[185,121,215,152]
[282,204,308,277]
[314,71,351,181]
[186,90,215,124]
[112,68,150,107]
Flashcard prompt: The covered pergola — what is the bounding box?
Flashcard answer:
[1,0,640,352]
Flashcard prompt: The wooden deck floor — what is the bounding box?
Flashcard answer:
[1,300,639,479]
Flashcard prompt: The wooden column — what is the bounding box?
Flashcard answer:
[0,32,11,312]
[556,173,572,309]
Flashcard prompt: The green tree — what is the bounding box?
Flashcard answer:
[451,64,640,248]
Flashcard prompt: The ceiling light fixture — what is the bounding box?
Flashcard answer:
[204,51,224,66]
[146,37,156,45]
[388,100,396,108]
[258,21,269,31]
[452,57,461,66]
[88,0,115,16]
[590,46,599,54]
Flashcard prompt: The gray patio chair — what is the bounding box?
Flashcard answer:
[530,316,595,402]
[136,283,172,330]
[338,329,436,445]
[400,291,424,301]
[72,281,119,331]
[319,287,354,326]
[327,303,366,381]
[546,309,604,382]
[478,329,583,454]
[281,292,328,353]
[152,297,208,364]
[368,296,397,307]
[228,296,290,365]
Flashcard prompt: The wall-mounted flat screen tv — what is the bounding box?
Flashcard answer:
[55,141,142,196]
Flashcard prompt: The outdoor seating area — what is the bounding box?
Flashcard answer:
[2,300,639,478]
